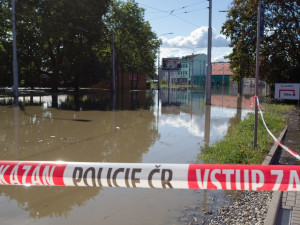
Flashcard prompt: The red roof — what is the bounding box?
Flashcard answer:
[211,62,233,76]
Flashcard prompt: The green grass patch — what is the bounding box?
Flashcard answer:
[199,103,294,164]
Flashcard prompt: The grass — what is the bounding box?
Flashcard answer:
[199,103,294,164]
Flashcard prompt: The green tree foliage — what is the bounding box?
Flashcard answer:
[0,0,13,87]
[0,0,110,91]
[0,0,160,91]
[221,0,299,88]
[36,0,110,91]
[105,0,160,89]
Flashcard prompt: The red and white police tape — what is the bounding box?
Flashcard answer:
[0,161,299,191]
[251,96,300,160]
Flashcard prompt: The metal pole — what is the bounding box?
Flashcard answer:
[112,31,115,93]
[12,0,19,104]
[168,70,170,89]
[206,0,212,105]
[157,33,173,90]
[191,57,194,87]
[254,0,262,149]
[157,48,160,90]
[222,64,225,86]
[199,64,201,86]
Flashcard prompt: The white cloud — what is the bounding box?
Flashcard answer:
[158,27,231,62]
[160,27,229,48]
[159,114,204,138]
[159,46,231,62]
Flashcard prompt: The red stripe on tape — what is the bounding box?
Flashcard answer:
[0,161,67,186]
[0,161,299,191]
[188,164,300,191]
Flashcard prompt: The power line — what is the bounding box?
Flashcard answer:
[138,2,207,28]
[138,3,169,14]
[148,8,206,22]
[171,14,200,28]
[169,0,207,14]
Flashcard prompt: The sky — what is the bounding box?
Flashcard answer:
[134,0,233,62]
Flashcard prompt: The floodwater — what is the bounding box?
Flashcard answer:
[0,87,255,225]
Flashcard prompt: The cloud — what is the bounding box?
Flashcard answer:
[157,26,231,62]
[159,46,231,62]
[160,27,229,48]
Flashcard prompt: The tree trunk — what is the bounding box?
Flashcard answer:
[135,73,139,89]
[130,72,134,90]
[74,75,80,92]
[121,68,124,90]
[116,61,119,91]
[51,72,59,92]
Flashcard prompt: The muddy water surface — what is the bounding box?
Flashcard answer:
[0,88,253,225]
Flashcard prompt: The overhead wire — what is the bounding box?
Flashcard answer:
[169,0,207,14]
[137,1,208,29]
[148,7,207,22]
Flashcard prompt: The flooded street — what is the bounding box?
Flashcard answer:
[0,88,254,225]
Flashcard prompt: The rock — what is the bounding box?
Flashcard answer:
[202,191,272,224]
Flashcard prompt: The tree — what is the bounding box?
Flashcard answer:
[0,0,160,91]
[105,0,160,90]
[0,0,110,91]
[0,0,13,87]
[221,0,299,89]
[35,0,110,91]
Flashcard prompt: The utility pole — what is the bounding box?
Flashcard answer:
[168,70,170,89]
[157,48,160,90]
[254,0,264,149]
[206,0,212,105]
[12,0,19,105]
[112,31,115,93]
[157,33,173,90]
[222,63,225,86]
[191,56,194,87]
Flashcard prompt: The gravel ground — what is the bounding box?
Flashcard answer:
[206,191,272,225]
[180,190,273,225]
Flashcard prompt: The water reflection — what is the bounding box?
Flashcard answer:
[0,186,100,219]
[204,105,211,145]
[0,88,254,225]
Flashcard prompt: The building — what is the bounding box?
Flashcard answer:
[116,70,147,90]
[159,57,181,84]
[160,56,235,87]
[159,69,180,84]
[211,62,233,86]
[179,54,207,85]
[190,54,207,86]
[178,57,191,84]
